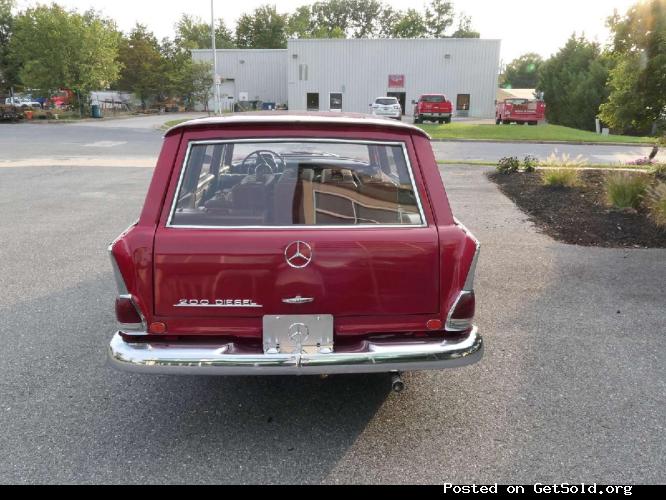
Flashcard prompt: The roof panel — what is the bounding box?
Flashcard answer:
[165,112,431,139]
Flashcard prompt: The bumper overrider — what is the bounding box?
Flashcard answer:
[108,327,482,375]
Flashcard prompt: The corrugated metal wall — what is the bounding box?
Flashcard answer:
[192,49,288,110]
[287,38,501,118]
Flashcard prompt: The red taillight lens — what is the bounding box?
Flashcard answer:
[115,296,142,325]
[445,291,476,332]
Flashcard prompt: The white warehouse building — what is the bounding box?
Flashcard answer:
[193,38,501,118]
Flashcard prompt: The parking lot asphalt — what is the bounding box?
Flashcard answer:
[1,117,663,166]
[0,142,663,483]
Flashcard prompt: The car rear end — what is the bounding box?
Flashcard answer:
[108,115,482,376]
[371,97,402,120]
[500,99,545,125]
[414,95,453,124]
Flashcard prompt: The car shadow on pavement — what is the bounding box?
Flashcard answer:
[0,275,392,484]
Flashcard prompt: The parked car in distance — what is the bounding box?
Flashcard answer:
[496,98,546,125]
[107,113,482,391]
[49,89,74,109]
[413,94,453,124]
[4,96,42,109]
[369,96,402,120]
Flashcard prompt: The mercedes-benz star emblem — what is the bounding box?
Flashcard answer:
[288,323,310,345]
[284,241,313,269]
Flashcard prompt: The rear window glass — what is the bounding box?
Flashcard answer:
[421,95,446,103]
[375,98,398,105]
[169,141,424,228]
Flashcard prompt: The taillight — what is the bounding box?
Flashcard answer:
[115,295,144,328]
[110,242,146,332]
[445,232,480,333]
[445,291,476,332]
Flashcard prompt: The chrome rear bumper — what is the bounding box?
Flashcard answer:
[108,328,482,375]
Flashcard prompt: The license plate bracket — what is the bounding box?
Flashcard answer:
[263,315,334,355]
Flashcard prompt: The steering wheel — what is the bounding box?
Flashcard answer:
[240,150,285,175]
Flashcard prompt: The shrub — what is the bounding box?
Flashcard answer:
[496,156,520,174]
[541,168,581,187]
[646,183,666,227]
[523,155,538,172]
[650,163,666,181]
[605,172,648,209]
[542,151,588,169]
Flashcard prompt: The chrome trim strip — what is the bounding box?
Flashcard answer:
[108,327,482,376]
[453,217,481,291]
[165,138,428,230]
[108,245,128,296]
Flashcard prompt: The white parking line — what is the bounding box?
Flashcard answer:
[0,157,156,168]
[82,141,128,148]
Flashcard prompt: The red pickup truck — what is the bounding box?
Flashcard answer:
[496,98,545,126]
[412,94,453,124]
[107,113,482,391]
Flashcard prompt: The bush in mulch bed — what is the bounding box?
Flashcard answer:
[487,170,666,248]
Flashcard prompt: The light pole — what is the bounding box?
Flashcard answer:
[211,0,221,115]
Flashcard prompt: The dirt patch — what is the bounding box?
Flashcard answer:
[487,170,666,248]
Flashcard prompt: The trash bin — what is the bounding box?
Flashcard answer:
[91,104,102,119]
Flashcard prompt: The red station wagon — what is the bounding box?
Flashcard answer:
[108,113,482,391]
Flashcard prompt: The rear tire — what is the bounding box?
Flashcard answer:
[502,120,511,125]
[529,121,538,126]
[413,115,421,124]
[444,117,452,124]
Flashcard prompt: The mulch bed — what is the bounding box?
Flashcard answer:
[487,170,666,248]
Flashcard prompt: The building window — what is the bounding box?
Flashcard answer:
[307,93,319,111]
[299,64,309,81]
[457,94,470,111]
[330,93,343,111]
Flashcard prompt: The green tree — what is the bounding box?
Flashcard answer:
[235,5,288,49]
[188,61,214,111]
[600,0,666,134]
[310,0,353,35]
[287,4,346,38]
[0,0,15,93]
[114,24,164,108]
[8,5,120,95]
[425,0,454,38]
[349,0,382,38]
[501,53,544,88]
[390,9,428,38]
[451,14,480,38]
[538,34,610,131]
[174,14,233,50]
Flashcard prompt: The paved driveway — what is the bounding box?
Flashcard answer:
[0,162,663,484]
[1,116,663,167]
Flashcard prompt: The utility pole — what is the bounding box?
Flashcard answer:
[211,0,221,115]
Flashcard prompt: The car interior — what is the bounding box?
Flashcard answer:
[170,142,423,227]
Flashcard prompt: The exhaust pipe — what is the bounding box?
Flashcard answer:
[391,372,405,393]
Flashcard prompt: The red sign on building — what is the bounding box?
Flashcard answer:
[388,74,405,88]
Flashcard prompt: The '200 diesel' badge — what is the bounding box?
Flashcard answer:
[284,241,313,269]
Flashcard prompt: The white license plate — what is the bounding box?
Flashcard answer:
[263,315,334,354]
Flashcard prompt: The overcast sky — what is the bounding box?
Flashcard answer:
[14,0,638,63]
